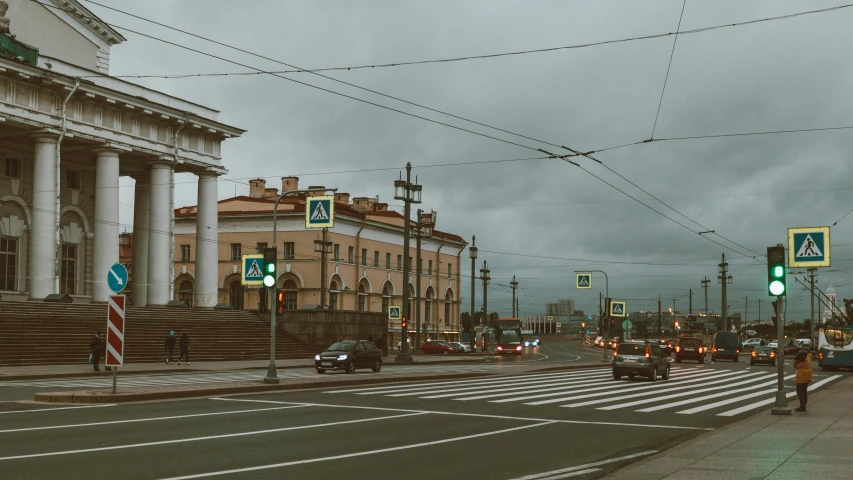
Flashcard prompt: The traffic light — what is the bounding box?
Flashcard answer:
[401,317,407,329]
[767,245,786,296]
[581,322,586,329]
[276,290,284,315]
[263,247,277,288]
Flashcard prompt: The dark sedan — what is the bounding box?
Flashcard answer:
[750,346,776,366]
[315,340,382,374]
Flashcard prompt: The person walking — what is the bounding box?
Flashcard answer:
[90,330,103,371]
[178,333,190,366]
[165,331,176,364]
[794,348,813,412]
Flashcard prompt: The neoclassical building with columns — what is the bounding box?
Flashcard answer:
[172,177,467,341]
[0,1,244,305]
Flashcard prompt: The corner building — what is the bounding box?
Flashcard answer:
[173,177,467,342]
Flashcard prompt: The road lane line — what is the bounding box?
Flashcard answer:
[0,412,424,461]
[637,374,795,412]
[0,405,310,434]
[0,404,116,415]
[532,469,601,479]
[507,450,657,480]
[156,422,557,479]
[210,398,713,431]
[716,375,843,417]
[382,371,605,396]
[596,372,770,410]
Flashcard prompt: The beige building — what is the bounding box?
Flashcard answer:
[172,176,467,341]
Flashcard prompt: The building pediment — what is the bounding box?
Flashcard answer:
[42,0,126,46]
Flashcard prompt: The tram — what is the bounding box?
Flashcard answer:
[817,325,853,371]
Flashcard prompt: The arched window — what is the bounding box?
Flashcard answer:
[425,287,435,327]
[358,280,370,312]
[178,280,193,306]
[282,279,297,310]
[229,281,243,310]
[445,291,452,326]
[381,283,392,315]
[329,280,339,310]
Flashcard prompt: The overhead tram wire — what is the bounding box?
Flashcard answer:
[78,1,853,78]
[650,0,687,141]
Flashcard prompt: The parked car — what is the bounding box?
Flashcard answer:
[742,337,764,350]
[421,341,458,355]
[750,346,776,366]
[712,331,740,362]
[674,337,706,364]
[448,341,472,353]
[612,340,670,381]
[315,340,382,374]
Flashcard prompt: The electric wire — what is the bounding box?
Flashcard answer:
[650,0,687,140]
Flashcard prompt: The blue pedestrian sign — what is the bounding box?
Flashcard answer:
[788,226,830,268]
[107,263,128,293]
[610,300,626,317]
[242,254,265,286]
[306,196,334,229]
[576,273,592,289]
[388,306,402,320]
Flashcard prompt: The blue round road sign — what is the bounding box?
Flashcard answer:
[108,263,129,293]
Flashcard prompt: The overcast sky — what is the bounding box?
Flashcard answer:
[94,0,853,322]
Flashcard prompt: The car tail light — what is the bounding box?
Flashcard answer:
[712,347,717,353]
[497,346,503,351]
[674,346,680,353]
[770,352,775,358]
[613,351,617,357]
[819,352,823,360]
[516,346,522,351]
[699,347,704,353]
[751,351,756,357]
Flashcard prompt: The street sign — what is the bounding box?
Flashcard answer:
[388,306,402,320]
[107,263,128,294]
[622,319,633,331]
[788,226,830,267]
[576,273,592,289]
[242,254,265,286]
[306,196,334,229]
[610,301,626,317]
[105,295,125,367]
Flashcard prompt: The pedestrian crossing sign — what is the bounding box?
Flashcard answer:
[388,306,402,320]
[788,226,830,267]
[576,273,592,289]
[241,254,265,286]
[610,301,626,317]
[306,196,334,229]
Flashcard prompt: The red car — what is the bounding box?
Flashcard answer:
[421,341,458,355]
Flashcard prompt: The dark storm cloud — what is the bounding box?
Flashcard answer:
[98,0,853,320]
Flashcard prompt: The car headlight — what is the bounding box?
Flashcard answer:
[337,354,348,361]
[524,342,530,346]
[314,354,321,361]
[497,346,503,350]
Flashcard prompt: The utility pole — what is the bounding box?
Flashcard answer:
[510,275,518,318]
[481,261,490,352]
[758,300,761,328]
[689,289,693,315]
[658,295,662,335]
[808,268,817,349]
[701,276,710,316]
[394,162,421,364]
[744,296,748,331]
[411,209,435,349]
[718,254,732,332]
[469,236,477,352]
[313,228,332,308]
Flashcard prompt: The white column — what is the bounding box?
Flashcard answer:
[194,171,219,307]
[132,175,150,306]
[147,161,173,305]
[91,148,121,302]
[29,134,59,299]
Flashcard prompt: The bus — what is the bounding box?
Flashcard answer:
[817,326,853,371]
[494,318,524,355]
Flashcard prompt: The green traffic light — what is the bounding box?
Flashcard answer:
[263,275,275,288]
[772,266,784,278]
[769,280,785,296]
[266,263,275,273]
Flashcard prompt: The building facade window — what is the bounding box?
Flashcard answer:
[374,251,379,268]
[333,244,340,261]
[59,244,77,295]
[282,279,298,310]
[448,263,452,279]
[382,284,391,314]
[358,283,367,312]
[361,248,367,266]
[256,242,267,253]
[1,237,18,291]
[230,243,241,260]
[385,253,391,269]
[329,280,339,310]
[425,299,432,327]
[397,255,402,271]
[348,246,354,264]
[283,242,295,260]
[66,170,81,190]
[445,292,452,326]
[4,158,20,179]
[180,244,191,262]
[428,260,433,275]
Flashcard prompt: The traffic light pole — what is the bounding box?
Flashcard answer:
[265,187,335,384]
[771,295,791,415]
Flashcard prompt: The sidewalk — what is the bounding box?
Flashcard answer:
[604,374,853,479]
[0,354,487,380]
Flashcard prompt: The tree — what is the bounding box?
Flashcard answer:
[460,312,471,333]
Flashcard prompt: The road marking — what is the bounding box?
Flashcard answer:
[403,371,610,398]
[0,405,309,434]
[0,404,116,415]
[157,422,557,479]
[379,370,600,396]
[0,412,424,461]
[506,450,657,480]
[595,372,769,410]
[636,374,795,412]
[716,375,843,417]
[210,398,713,431]
[527,468,601,480]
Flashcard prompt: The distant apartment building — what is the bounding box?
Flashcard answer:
[545,298,576,316]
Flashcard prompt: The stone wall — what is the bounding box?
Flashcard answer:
[279,310,386,351]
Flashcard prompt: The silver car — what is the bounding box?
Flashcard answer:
[612,340,670,382]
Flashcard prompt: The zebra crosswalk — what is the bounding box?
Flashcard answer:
[324,367,844,417]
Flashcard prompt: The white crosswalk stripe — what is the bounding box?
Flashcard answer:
[323,366,844,417]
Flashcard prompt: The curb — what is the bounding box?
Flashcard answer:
[33,362,603,404]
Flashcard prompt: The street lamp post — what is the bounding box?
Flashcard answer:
[481,261,490,352]
[510,275,519,318]
[394,163,421,364]
[266,187,336,384]
[412,209,436,349]
[313,228,332,308]
[469,236,477,352]
[718,254,733,332]
[576,270,609,362]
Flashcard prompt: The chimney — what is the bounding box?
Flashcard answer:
[352,197,370,212]
[367,198,378,211]
[334,192,351,204]
[281,176,299,193]
[249,178,266,198]
[264,187,279,199]
[306,186,326,198]
[376,203,388,212]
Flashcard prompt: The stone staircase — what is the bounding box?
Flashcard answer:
[0,302,315,366]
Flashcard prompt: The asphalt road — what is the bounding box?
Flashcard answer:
[1,341,848,479]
